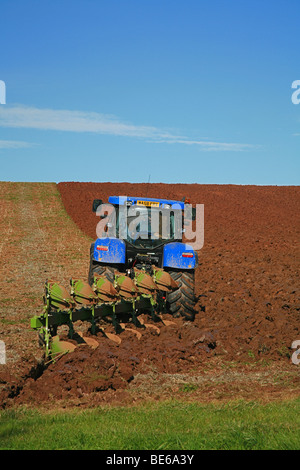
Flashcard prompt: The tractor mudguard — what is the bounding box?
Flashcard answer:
[93,238,126,264]
[163,242,197,270]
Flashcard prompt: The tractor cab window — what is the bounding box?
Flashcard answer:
[116,206,183,247]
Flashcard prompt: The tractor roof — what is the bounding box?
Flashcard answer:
[108,196,185,209]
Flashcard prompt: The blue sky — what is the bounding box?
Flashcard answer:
[0,0,299,184]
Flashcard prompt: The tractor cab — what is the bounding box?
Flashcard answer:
[93,196,195,249]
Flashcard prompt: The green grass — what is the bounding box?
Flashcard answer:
[0,399,299,450]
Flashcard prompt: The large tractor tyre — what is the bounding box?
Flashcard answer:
[166,269,196,320]
[88,243,115,286]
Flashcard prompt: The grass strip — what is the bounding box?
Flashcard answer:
[0,398,299,450]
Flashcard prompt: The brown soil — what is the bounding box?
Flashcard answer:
[0,181,299,409]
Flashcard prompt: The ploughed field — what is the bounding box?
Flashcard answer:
[0,181,299,408]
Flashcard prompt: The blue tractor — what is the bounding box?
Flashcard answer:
[88,196,198,320]
[30,194,199,358]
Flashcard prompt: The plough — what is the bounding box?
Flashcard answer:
[30,267,178,359]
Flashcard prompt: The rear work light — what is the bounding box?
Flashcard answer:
[182,252,193,258]
[96,246,109,251]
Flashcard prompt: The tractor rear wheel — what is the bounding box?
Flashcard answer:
[166,269,196,320]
